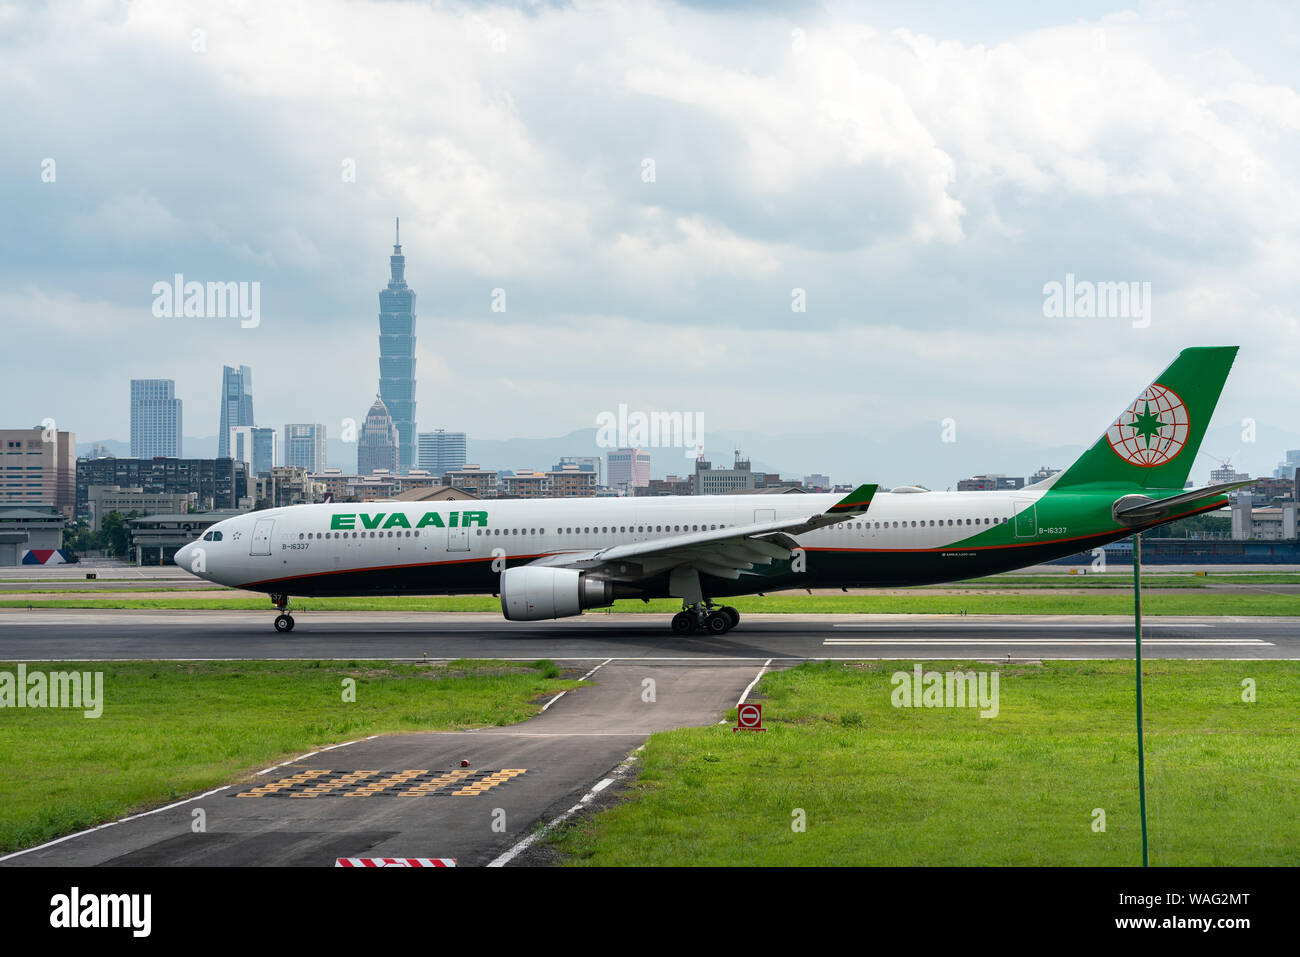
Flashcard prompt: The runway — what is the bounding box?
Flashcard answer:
[0,659,765,867]
[2,609,1297,660]
[2,609,1295,867]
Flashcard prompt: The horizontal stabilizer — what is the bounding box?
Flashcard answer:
[1112,480,1250,526]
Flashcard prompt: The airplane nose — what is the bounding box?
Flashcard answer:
[174,542,194,569]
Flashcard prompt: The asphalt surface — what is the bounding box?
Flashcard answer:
[0,660,765,867]
[2,609,1295,867]
[1,609,1297,660]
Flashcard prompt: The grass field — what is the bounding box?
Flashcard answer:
[0,659,578,854]
[548,659,1300,866]
[3,592,1296,615]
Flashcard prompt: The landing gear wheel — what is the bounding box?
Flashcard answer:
[705,611,731,635]
[671,611,696,635]
[720,606,739,629]
[274,613,294,633]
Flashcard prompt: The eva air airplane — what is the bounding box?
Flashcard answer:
[176,347,1245,635]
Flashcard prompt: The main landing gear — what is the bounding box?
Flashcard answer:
[270,593,295,633]
[671,600,739,636]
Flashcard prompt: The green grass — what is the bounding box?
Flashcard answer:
[3,592,1296,615]
[955,573,1300,588]
[1,585,226,593]
[0,659,579,854]
[549,660,1300,866]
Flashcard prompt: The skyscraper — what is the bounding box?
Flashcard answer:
[217,365,254,459]
[284,423,327,472]
[228,426,254,469]
[129,379,182,458]
[251,427,276,475]
[357,396,398,474]
[378,219,417,472]
[418,429,467,475]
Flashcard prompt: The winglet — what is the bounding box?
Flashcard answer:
[826,483,878,515]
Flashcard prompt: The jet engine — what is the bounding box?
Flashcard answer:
[500,566,615,621]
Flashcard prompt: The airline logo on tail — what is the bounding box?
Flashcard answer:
[1105,384,1190,467]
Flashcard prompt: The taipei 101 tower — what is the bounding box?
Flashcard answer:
[377,218,417,472]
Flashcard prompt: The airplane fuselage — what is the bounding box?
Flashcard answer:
[176,486,1207,600]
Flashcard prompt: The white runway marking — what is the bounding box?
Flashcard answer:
[831,622,1213,629]
[541,657,612,711]
[0,784,232,863]
[823,638,1272,646]
[737,658,773,706]
[487,746,643,868]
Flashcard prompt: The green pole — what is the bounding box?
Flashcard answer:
[1134,531,1149,867]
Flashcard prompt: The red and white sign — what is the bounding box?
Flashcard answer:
[335,858,456,868]
[734,702,766,733]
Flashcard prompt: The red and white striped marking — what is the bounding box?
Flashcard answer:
[335,857,455,868]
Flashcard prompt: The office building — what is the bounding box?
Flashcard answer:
[548,464,598,497]
[500,470,550,498]
[443,464,498,498]
[251,427,276,475]
[357,396,399,475]
[1231,493,1298,540]
[694,451,754,495]
[958,474,1025,491]
[284,424,327,473]
[637,475,693,497]
[554,456,601,487]
[228,426,254,470]
[1273,450,1300,480]
[418,429,467,475]
[0,426,77,518]
[254,467,323,509]
[85,485,192,531]
[217,365,254,459]
[377,220,418,472]
[607,448,651,491]
[75,457,248,516]
[129,379,182,458]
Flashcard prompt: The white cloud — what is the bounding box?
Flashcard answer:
[0,0,1296,481]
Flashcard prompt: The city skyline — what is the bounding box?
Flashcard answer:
[6,2,1298,491]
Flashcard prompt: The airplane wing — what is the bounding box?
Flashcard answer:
[527,484,877,582]
[1112,479,1250,526]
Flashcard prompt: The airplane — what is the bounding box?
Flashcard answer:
[175,347,1246,634]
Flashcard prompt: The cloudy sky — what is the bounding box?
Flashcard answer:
[2,0,1297,483]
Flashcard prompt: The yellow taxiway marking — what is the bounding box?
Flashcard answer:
[234,768,529,797]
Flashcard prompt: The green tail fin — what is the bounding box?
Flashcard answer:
[1052,346,1238,491]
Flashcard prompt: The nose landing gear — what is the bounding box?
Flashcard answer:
[270,593,295,633]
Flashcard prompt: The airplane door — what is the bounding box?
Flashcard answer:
[250,518,275,556]
[754,509,775,524]
[447,527,469,551]
[1013,501,1036,538]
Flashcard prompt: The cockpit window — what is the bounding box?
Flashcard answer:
[211,531,223,542]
